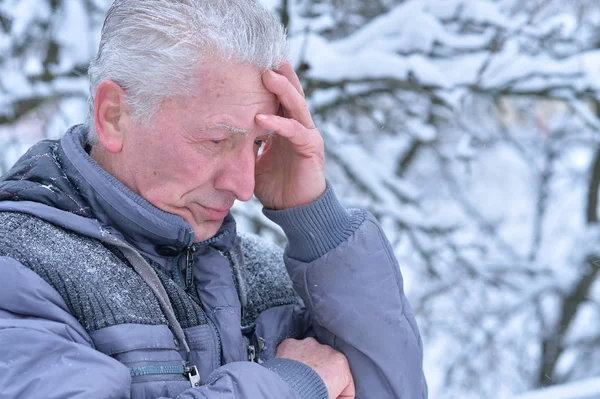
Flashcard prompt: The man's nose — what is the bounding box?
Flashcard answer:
[215,146,256,202]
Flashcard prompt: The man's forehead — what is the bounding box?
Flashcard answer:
[184,61,280,136]
[198,61,272,95]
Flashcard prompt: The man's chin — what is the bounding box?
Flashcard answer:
[192,219,225,242]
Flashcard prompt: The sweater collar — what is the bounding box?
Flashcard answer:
[58,124,237,257]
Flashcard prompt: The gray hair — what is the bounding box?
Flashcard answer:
[86,0,287,144]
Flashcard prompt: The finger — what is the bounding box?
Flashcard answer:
[276,60,305,98]
[338,370,355,399]
[255,114,320,149]
[262,70,315,129]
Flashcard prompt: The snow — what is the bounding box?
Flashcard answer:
[1,0,51,36]
[324,123,420,207]
[290,14,335,34]
[455,134,477,160]
[512,377,600,399]
[459,0,513,28]
[536,14,578,38]
[423,0,462,20]
[335,2,444,54]
[1,70,32,98]
[405,120,437,142]
[292,35,453,87]
[23,57,43,76]
[53,1,93,71]
[286,1,600,103]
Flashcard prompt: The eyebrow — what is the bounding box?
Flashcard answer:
[205,122,250,136]
[201,122,275,138]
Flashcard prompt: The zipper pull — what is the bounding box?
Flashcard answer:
[185,246,197,289]
[184,364,201,387]
[247,344,256,362]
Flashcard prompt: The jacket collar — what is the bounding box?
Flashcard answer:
[58,124,237,257]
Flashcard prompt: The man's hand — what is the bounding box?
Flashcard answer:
[254,61,326,210]
[276,337,355,399]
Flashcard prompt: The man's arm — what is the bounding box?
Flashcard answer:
[253,60,427,398]
[0,256,327,399]
[264,185,427,399]
[0,256,132,398]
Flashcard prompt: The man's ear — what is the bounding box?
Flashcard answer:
[94,80,130,153]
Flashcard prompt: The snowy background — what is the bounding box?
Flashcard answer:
[1,0,600,397]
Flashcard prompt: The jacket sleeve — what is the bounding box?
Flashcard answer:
[0,256,322,399]
[264,184,428,399]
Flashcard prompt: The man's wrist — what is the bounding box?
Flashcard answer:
[263,182,365,262]
[263,358,328,399]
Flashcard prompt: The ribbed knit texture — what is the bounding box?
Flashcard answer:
[0,211,299,335]
[0,212,209,332]
[263,358,329,399]
[154,268,207,329]
[105,239,208,330]
[0,212,168,331]
[236,233,299,327]
[263,183,365,262]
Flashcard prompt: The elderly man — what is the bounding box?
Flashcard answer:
[0,0,426,398]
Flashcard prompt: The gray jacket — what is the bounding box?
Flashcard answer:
[0,125,427,398]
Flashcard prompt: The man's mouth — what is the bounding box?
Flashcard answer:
[198,204,231,220]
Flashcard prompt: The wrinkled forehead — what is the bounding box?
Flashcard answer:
[195,60,275,100]
[168,59,279,132]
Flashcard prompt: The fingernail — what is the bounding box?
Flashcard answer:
[268,70,279,79]
[256,114,268,120]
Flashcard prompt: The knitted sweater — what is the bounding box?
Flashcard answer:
[0,210,298,333]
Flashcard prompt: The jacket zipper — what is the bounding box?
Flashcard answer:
[178,231,230,368]
[184,364,201,387]
[222,249,247,322]
[172,256,184,288]
[247,343,256,362]
[177,251,223,368]
[243,324,263,363]
[182,230,230,290]
[247,336,265,363]
[206,315,223,368]
[185,245,197,289]
[128,364,201,387]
